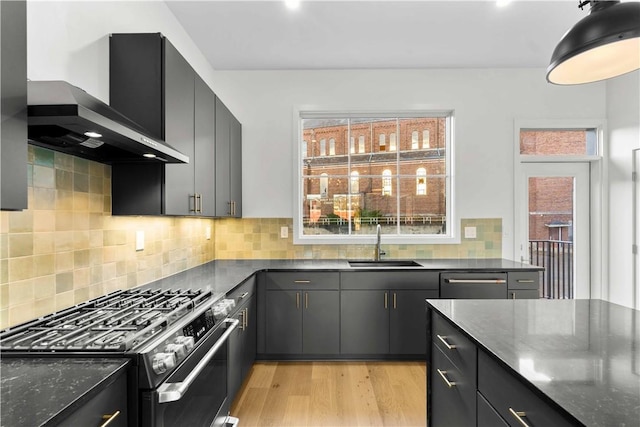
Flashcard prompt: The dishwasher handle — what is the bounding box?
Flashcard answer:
[445,279,506,284]
[157,318,239,403]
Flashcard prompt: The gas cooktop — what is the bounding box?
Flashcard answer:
[0,288,213,352]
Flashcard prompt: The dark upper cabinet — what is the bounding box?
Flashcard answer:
[109,33,215,216]
[0,0,27,211]
[215,97,242,217]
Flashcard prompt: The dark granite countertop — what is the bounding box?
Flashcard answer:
[426,299,640,427]
[139,258,541,303]
[0,357,129,427]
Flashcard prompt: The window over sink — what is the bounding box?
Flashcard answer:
[294,110,455,244]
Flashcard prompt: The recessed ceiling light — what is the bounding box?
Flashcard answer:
[285,0,300,10]
[143,153,157,158]
[84,131,102,138]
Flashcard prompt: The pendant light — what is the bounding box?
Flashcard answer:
[547,0,640,85]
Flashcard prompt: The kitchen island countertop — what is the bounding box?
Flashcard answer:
[426,298,640,427]
[0,358,130,427]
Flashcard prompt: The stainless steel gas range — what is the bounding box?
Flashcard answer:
[0,287,239,427]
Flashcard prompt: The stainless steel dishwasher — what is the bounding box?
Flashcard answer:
[440,272,508,298]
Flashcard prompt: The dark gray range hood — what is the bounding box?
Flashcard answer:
[27,81,188,164]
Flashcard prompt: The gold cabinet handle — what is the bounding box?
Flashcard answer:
[436,334,457,350]
[243,308,248,329]
[239,292,249,299]
[190,194,197,212]
[294,280,311,284]
[508,408,531,427]
[239,309,246,331]
[296,292,300,309]
[305,292,308,309]
[436,369,456,388]
[100,410,121,427]
[384,292,388,309]
[393,292,397,309]
[516,279,535,283]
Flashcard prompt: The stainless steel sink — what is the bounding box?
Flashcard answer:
[348,260,422,268]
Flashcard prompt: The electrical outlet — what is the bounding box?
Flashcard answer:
[280,226,289,239]
[136,230,145,251]
[464,226,477,239]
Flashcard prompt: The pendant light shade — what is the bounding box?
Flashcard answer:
[547,1,640,85]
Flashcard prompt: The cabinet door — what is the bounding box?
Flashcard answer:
[229,113,242,217]
[194,75,215,216]
[303,290,339,354]
[477,391,509,427]
[341,290,389,355]
[215,97,232,216]
[390,289,438,355]
[241,294,257,380]
[0,0,27,211]
[430,345,476,427]
[266,290,302,354]
[163,39,195,216]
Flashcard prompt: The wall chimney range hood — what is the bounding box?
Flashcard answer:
[27,81,189,164]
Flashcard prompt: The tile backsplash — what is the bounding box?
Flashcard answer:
[0,146,215,329]
[214,217,502,260]
[1,146,502,329]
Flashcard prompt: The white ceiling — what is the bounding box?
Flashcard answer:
[164,0,587,71]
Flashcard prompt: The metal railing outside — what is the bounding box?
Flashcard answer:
[529,240,573,299]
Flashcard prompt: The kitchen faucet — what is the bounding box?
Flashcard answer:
[375,224,386,261]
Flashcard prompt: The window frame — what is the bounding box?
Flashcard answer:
[293,108,457,245]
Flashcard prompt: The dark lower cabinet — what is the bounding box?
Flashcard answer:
[228,293,256,403]
[0,0,27,211]
[477,391,509,427]
[341,290,389,355]
[390,290,439,354]
[265,289,340,355]
[430,345,476,427]
[428,311,580,427]
[59,368,128,427]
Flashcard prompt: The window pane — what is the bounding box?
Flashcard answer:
[520,129,598,156]
[423,130,430,148]
[302,176,354,236]
[399,176,447,235]
[329,138,336,155]
[411,131,419,149]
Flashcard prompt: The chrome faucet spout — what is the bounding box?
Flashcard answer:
[375,224,386,261]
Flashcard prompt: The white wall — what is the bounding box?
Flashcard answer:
[606,71,640,309]
[212,68,606,256]
[27,1,220,104]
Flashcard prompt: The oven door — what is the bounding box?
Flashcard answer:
[141,318,239,427]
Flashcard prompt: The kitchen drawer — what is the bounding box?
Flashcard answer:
[341,271,439,290]
[477,391,509,427]
[507,271,540,290]
[508,289,540,299]
[430,345,476,427]
[478,350,580,427]
[265,272,340,290]
[432,313,477,377]
[440,272,507,299]
[227,274,257,305]
[59,368,127,427]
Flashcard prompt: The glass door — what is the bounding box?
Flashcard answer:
[516,162,590,299]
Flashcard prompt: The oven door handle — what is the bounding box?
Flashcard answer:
[156,318,239,404]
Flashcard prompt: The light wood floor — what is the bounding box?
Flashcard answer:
[230,361,426,427]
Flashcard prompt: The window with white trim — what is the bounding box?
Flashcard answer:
[298,112,453,240]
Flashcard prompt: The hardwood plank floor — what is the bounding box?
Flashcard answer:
[230,362,426,427]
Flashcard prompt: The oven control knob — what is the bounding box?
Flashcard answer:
[152,352,176,375]
[165,343,187,359]
[175,335,195,351]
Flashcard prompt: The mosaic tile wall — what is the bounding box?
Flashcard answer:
[0,146,215,329]
[215,217,503,260]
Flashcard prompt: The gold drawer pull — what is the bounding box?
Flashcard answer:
[100,410,121,427]
[437,334,457,350]
[294,280,311,283]
[436,369,456,388]
[508,408,531,427]
[516,279,535,283]
[239,292,249,299]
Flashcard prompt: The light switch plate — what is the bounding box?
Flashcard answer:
[136,230,145,251]
[280,226,288,239]
[464,226,477,239]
